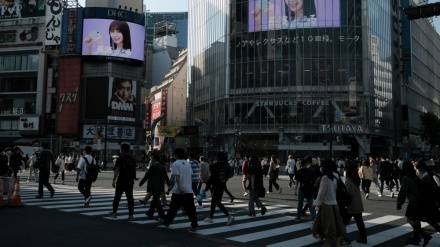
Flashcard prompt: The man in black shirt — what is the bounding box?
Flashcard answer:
[35,143,55,198]
[378,153,394,198]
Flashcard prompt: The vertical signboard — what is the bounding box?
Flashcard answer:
[56,57,81,135]
[145,97,151,130]
[45,0,63,46]
[66,8,77,54]
[161,88,167,126]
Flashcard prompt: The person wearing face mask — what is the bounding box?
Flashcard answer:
[53,153,66,185]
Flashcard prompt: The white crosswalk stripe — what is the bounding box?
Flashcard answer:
[17,184,435,247]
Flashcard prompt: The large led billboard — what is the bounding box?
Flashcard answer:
[81,7,145,63]
[82,19,145,62]
[108,77,137,122]
[248,0,340,32]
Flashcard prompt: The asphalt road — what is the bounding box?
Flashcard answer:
[1,168,437,247]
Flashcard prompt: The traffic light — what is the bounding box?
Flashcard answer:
[404,2,440,21]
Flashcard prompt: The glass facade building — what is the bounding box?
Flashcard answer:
[188,0,440,160]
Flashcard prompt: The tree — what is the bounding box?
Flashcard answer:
[419,112,440,156]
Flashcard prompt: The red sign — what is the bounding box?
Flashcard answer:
[151,101,162,121]
[56,57,81,135]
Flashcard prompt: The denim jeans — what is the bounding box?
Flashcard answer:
[296,188,316,219]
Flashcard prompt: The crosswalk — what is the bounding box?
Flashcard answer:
[18,184,440,247]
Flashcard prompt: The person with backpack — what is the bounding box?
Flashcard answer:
[76,146,97,206]
[204,151,235,226]
[246,155,267,216]
[35,143,55,199]
[294,158,316,221]
[109,143,137,220]
[312,159,346,246]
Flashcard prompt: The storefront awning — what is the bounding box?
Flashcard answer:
[13,138,39,146]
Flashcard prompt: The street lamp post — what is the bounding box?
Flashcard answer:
[234,115,241,159]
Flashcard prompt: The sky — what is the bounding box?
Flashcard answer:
[75,0,440,33]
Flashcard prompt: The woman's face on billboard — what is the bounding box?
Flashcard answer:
[110,28,124,46]
[116,81,132,102]
[285,0,304,12]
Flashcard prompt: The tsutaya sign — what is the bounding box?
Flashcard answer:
[321,124,365,133]
[255,99,330,107]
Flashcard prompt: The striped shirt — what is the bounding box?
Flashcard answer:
[189,160,200,183]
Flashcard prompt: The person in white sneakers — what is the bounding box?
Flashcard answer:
[204,151,235,226]
[76,146,95,206]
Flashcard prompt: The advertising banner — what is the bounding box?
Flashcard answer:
[0,0,45,19]
[82,18,145,62]
[248,0,340,32]
[108,77,137,122]
[45,0,63,46]
[82,124,135,140]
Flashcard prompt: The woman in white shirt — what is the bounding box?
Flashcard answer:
[53,153,66,185]
[312,159,345,246]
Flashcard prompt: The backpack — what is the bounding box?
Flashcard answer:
[121,154,137,180]
[84,157,99,182]
[336,175,352,210]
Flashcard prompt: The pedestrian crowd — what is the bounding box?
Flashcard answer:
[3,144,440,246]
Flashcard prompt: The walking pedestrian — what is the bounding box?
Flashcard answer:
[109,143,137,220]
[397,160,433,246]
[198,156,210,191]
[294,158,316,221]
[76,146,96,206]
[242,154,251,196]
[139,151,170,221]
[9,146,24,179]
[35,143,55,198]
[312,159,346,246]
[162,148,199,231]
[27,153,38,183]
[358,159,373,199]
[188,152,202,208]
[53,153,65,185]
[343,162,367,244]
[267,155,282,193]
[246,155,267,216]
[204,151,235,226]
[378,154,394,197]
[369,155,380,189]
[286,155,296,188]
